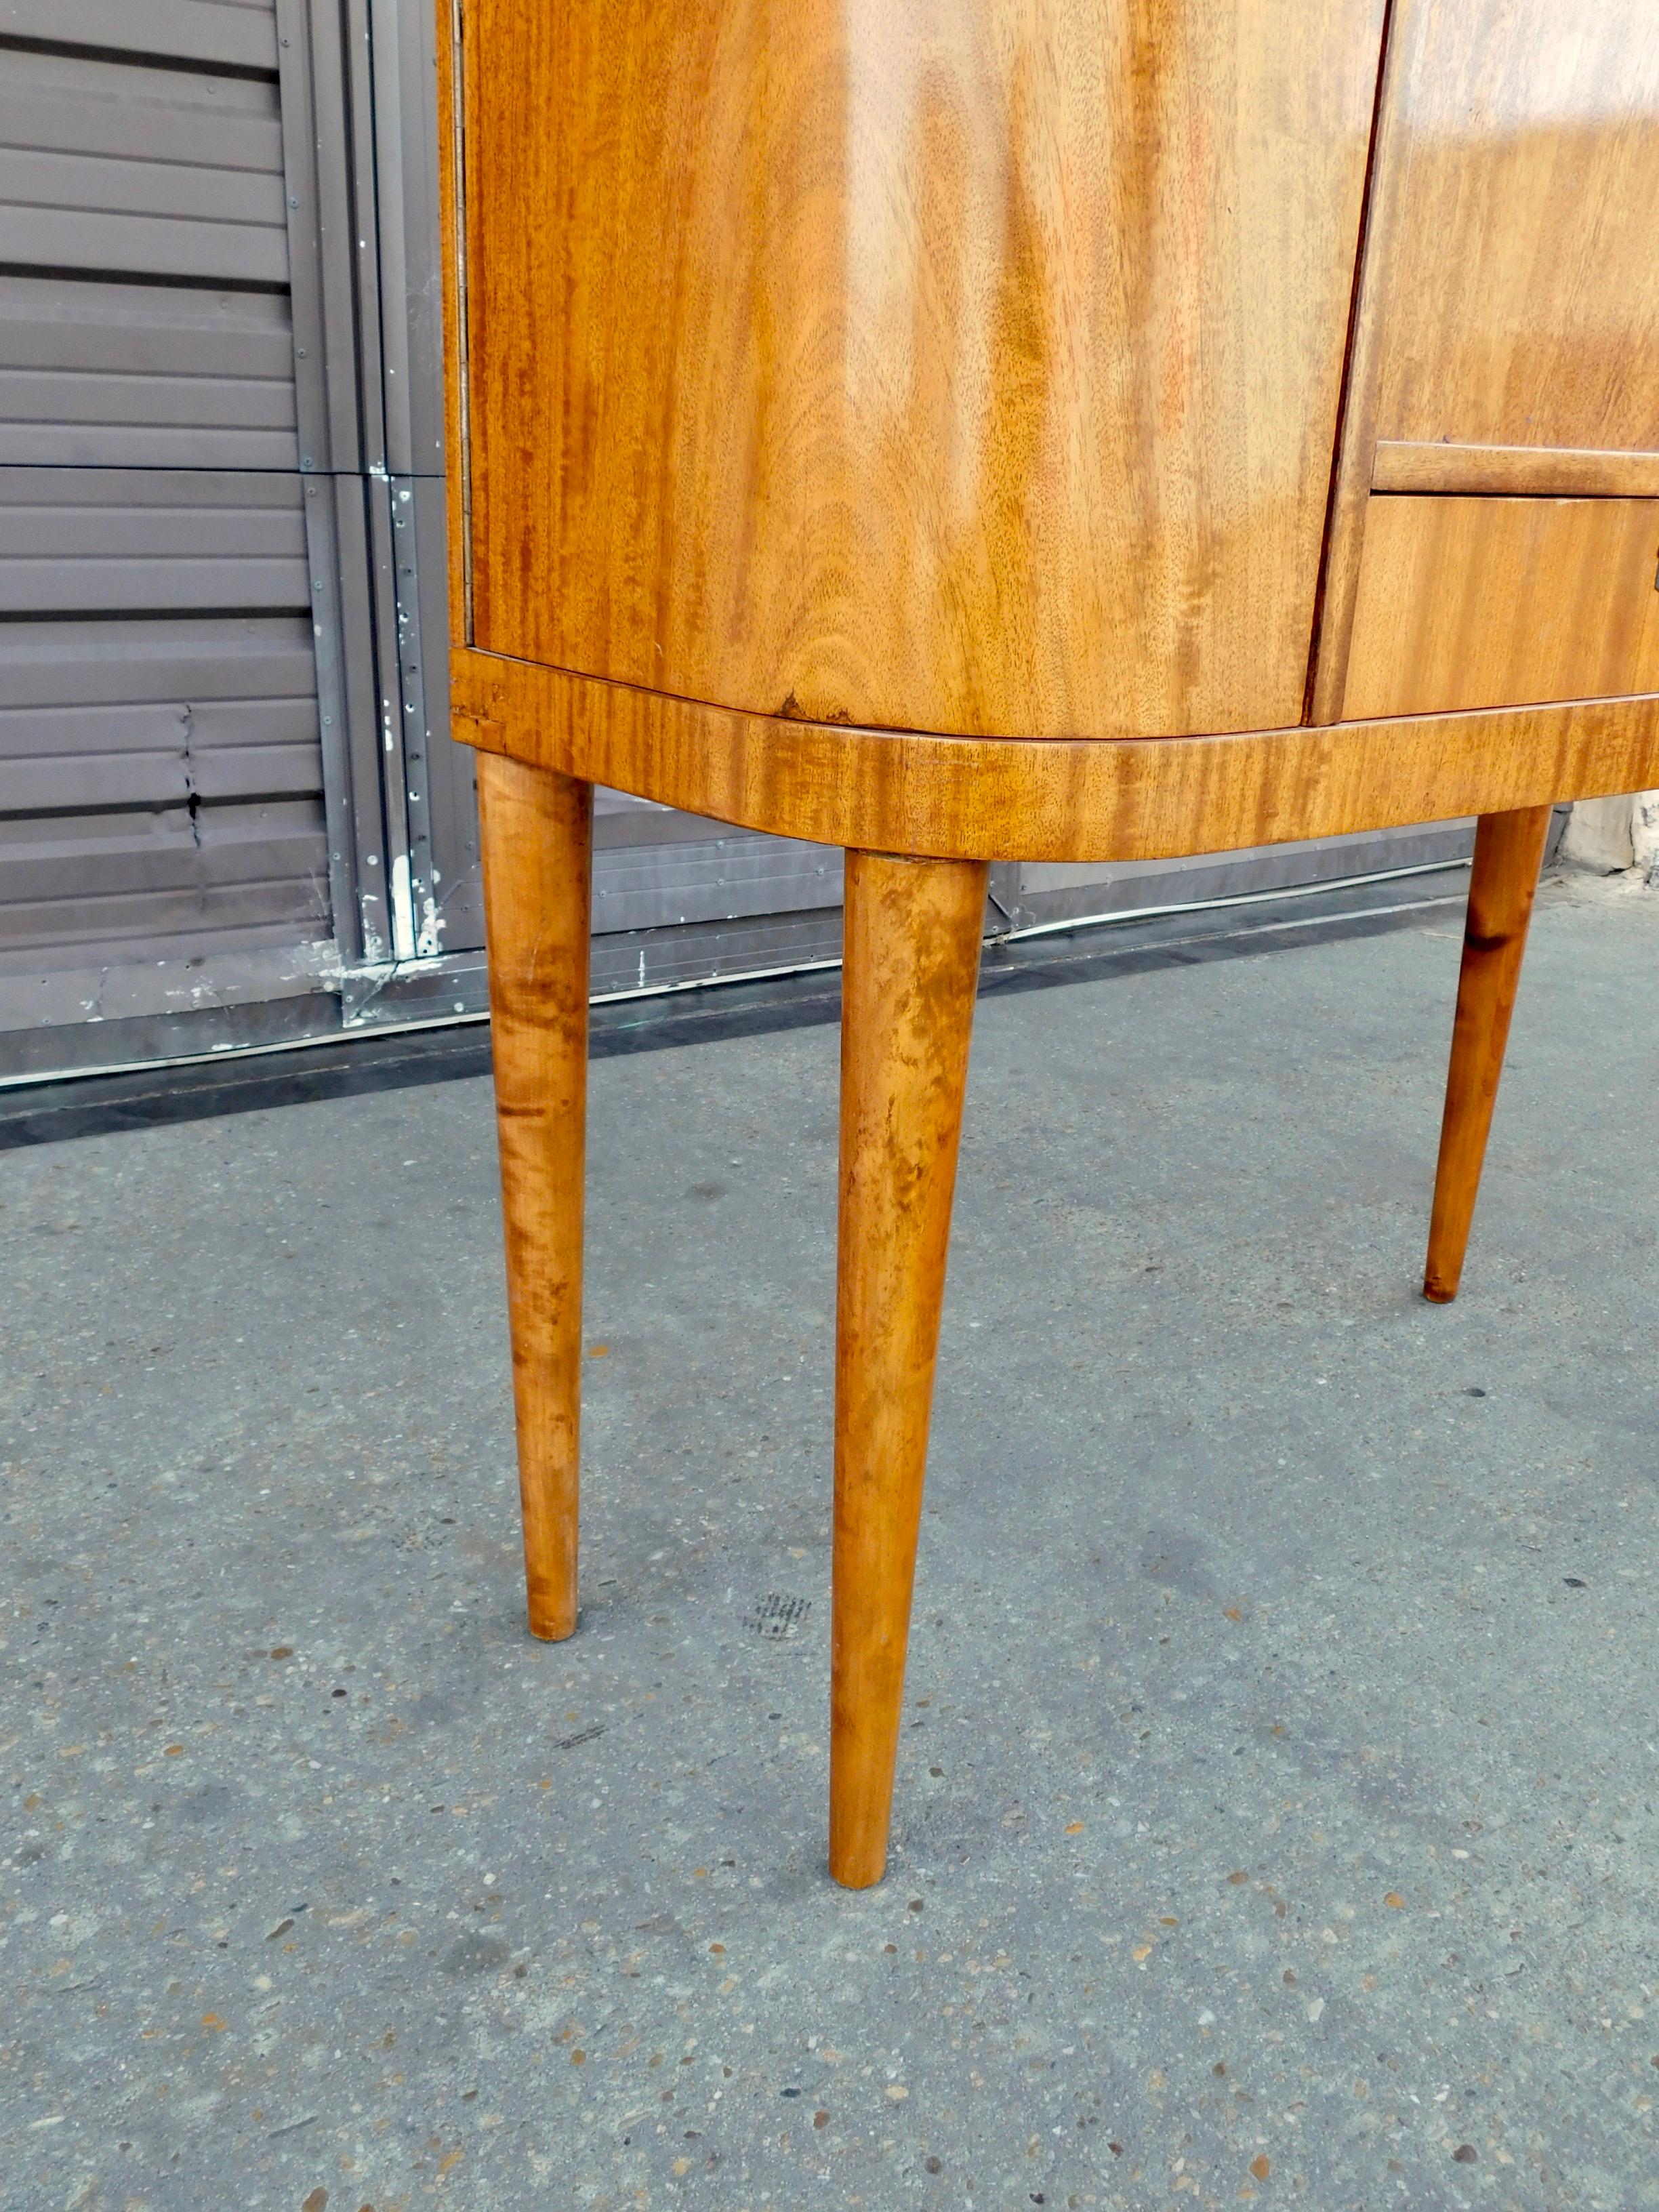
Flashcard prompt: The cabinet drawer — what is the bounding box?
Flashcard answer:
[1343,495,1659,719]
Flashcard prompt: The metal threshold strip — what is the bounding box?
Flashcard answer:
[0,853,1470,1096]
[988,851,1469,945]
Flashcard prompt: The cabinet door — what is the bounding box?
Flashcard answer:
[1343,495,1659,719]
[462,0,1386,742]
[1309,0,1659,720]
[1371,0,1659,455]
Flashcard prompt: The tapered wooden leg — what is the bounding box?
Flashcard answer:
[1422,802,1553,1304]
[476,750,594,1639]
[830,851,988,1887]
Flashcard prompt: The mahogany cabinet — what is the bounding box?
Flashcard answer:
[438,0,1659,1883]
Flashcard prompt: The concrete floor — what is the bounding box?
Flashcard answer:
[4,871,1658,2212]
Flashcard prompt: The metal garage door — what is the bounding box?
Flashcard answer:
[0,10,339,1071]
[0,0,483,1076]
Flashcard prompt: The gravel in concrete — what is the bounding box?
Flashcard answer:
[3,873,1658,2212]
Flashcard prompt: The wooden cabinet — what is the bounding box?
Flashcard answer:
[458,0,1659,743]
[460,0,1386,741]
[441,0,1659,1889]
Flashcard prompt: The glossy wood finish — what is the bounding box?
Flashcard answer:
[453,647,1659,866]
[1312,0,1659,717]
[444,0,1659,1886]
[435,0,468,647]
[1372,443,1659,499]
[832,852,987,1887]
[462,0,1385,741]
[476,752,594,1641]
[1372,1,1659,457]
[1304,0,1414,726]
[1344,497,1659,719]
[1423,805,1553,1305]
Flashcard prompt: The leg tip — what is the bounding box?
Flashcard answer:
[828,1807,889,1889]
[1421,1278,1458,1305]
[527,1604,577,1641]
[829,1853,886,1891]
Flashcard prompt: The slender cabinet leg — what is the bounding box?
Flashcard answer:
[1422,803,1553,1305]
[476,752,594,1639]
[831,851,989,1887]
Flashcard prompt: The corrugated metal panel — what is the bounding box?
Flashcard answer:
[0,614,326,987]
[0,459,309,615]
[0,798,326,956]
[0,274,299,470]
[591,831,843,936]
[0,615,320,813]
[0,47,288,285]
[0,466,308,613]
[0,1,279,71]
[0,0,337,1069]
[0,0,450,1077]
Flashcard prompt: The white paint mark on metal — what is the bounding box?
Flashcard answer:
[389,853,418,964]
[416,890,444,960]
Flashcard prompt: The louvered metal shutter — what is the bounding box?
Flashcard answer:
[0,3,335,1068]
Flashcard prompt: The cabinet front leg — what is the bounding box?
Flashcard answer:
[1423,802,1553,1304]
[831,851,988,1887]
[477,750,594,1639]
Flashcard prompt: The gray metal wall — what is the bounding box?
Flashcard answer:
[0,3,1469,1082]
[0,0,474,1077]
[0,9,334,1069]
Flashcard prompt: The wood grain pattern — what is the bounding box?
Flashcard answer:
[435,0,468,646]
[1304,0,1413,725]
[831,851,987,1888]
[451,647,1659,866]
[1372,0,1659,456]
[1423,804,1553,1303]
[1310,0,1659,718]
[1372,443,1659,499]
[1343,496,1659,719]
[461,0,1385,741]
[476,752,594,1641]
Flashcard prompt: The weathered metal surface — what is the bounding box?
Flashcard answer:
[0,614,319,814]
[0,798,327,957]
[591,834,844,939]
[0,0,342,1075]
[0,614,327,994]
[0,47,288,285]
[1012,823,1479,931]
[0,0,279,71]
[0,466,310,614]
[0,274,300,471]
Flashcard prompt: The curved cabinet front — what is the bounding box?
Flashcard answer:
[459,0,1387,743]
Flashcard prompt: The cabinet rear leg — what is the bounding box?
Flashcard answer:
[1423,803,1553,1304]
